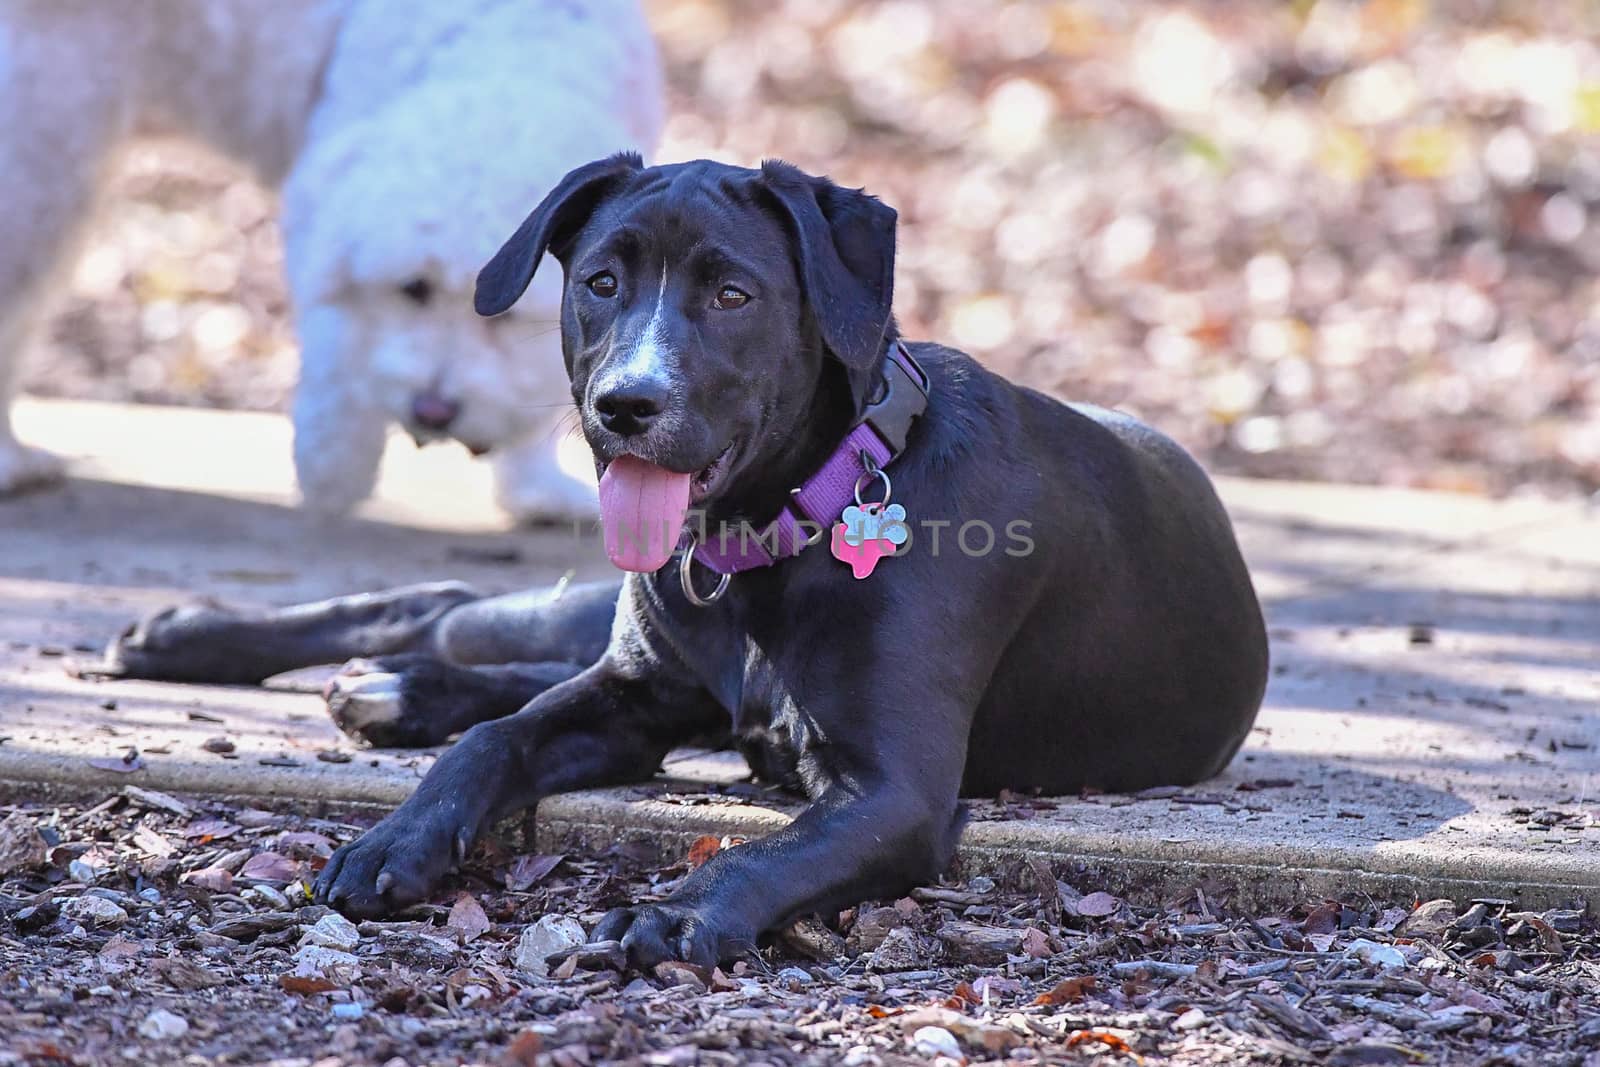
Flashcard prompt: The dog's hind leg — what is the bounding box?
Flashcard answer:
[0,18,127,494]
[320,581,625,745]
[103,581,488,685]
[102,578,620,687]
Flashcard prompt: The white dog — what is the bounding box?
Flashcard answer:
[0,0,661,521]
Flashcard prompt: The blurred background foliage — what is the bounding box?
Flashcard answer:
[25,0,1600,497]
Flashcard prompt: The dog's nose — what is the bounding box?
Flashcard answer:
[594,379,669,437]
[411,392,460,432]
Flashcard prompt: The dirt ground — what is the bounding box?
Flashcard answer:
[2,792,1597,1067]
[21,0,1600,499]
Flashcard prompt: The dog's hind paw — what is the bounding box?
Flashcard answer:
[324,655,469,747]
[100,603,269,685]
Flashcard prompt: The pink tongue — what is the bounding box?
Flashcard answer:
[598,455,693,572]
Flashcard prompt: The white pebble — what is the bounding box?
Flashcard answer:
[299,912,361,952]
[512,915,586,978]
[911,1025,963,1059]
[63,896,128,928]
[138,1009,189,1039]
[1346,938,1407,970]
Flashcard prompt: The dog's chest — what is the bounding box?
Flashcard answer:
[727,641,834,796]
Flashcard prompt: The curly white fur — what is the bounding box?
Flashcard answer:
[0,0,661,520]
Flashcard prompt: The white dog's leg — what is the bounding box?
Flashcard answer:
[493,411,599,526]
[292,303,389,514]
[0,332,67,495]
[0,32,123,495]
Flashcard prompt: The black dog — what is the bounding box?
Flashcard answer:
[106,155,1268,967]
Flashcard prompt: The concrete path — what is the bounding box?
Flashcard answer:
[3,397,1597,909]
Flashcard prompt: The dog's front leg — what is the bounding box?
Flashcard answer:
[594,775,964,968]
[315,663,715,917]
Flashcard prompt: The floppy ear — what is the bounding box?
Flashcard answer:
[759,161,898,403]
[474,151,643,317]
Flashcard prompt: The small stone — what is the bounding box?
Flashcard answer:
[330,1002,365,1021]
[299,912,361,952]
[62,896,128,928]
[137,1009,189,1039]
[68,859,101,884]
[245,884,290,910]
[867,926,925,972]
[911,1025,962,1059]
[775,966,814,987]
[513,915,586,978]
[1346,939,1407,969]
[202,737,236,754]
[138,888,162,904]
[1175,1008,1209,1031]
[967,876,995,894]
[1399,899,1458,940]
[292,944,360,979]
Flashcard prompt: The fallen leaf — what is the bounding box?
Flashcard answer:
[505,853,564,891]
[182,818,241,841]
[448,893,491,943]
[181,867,234,893]
[503,1030,543,1067]
[274,831,333,859]
[943,981,980,1009]
[279,974,337,995]
[686,835,723,868]
[1303,901,1341,935]
[238,851,299,881]
[1033,976,1097,1005]
[88,750,144,774]
[1020,926,1052,958]
[866,1005,905,1018]
[1066,1030,1132,1053]
[1074,891,1121,917]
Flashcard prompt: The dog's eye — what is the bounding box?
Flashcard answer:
[587,272,618,298]
[713,286,749,310]
[399,278,433,305]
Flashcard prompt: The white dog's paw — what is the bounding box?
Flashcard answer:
[0,440,66,495]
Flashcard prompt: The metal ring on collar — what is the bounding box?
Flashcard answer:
[854,465,892,508]
[679,545,730,606]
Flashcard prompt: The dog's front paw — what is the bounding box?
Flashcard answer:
[100,604,260,684]
[315,809,467,918]
[0,440,66,495]
[592,902,752,969]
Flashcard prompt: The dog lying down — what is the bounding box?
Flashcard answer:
[0,0,660,522]
[105,155,1269,968]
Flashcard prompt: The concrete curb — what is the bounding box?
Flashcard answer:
[5,747,1594,913]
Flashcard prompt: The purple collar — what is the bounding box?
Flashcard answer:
[690,342,929,577]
